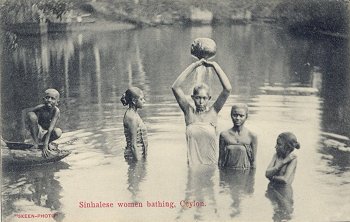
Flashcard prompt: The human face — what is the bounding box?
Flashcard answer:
[231,108,247,126]
[275,138,290,157]
[192,89,210,111]
[43,92,59,108]
[134,93,146,109]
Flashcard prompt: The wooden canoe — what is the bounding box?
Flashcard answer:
[2,142,71,166]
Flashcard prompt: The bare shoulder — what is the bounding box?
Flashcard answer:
[37,104,46,109]
[290,153,298,160]
[123,110,139,125]
[248,129,257,139]
[124,110,137,120]
[288,157,298,168]
[31,104,46,112]
[220,129,231,139]
[54,106,60,114]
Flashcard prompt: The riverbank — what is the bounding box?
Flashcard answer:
[80,0,348,38]
[1,0,348,38]
[68,20,135,32]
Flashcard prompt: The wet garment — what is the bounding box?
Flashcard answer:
[38,125,48,141]
[124,114,148,159]
[221,144,253,169]
[186,122,217,165]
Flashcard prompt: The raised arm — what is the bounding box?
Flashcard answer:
[204,61,232,112]
[124,112,141,160]
[172,59,204,113]
[43,107,60,157]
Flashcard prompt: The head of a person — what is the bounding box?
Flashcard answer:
[275,132,300,157]
[191,83,211,111]
[120,87,145,109]
[43,88,60,108]
[231,104,248,127]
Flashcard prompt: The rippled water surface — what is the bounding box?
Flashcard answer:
[2,25,350,221]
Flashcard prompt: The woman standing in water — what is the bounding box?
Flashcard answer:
[172,59,232,165]
[121,87,148,160]
[218,104,258,169]
[265,132,300,184]
[265,132,299,221]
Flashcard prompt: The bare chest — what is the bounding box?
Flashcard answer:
[225,131,251,145]
[186,107,217,125]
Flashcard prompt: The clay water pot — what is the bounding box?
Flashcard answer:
[191,38,217,60]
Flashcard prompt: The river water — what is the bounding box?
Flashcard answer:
[1,25,350,221]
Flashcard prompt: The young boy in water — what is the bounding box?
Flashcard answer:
[218,104,258,169]
[25,88,62,157]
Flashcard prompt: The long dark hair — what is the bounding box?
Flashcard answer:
[120,87,143,106]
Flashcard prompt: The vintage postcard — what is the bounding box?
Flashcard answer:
[1,1,349,221]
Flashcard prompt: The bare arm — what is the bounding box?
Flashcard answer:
[43,107,60,157]
[172,60,204,113]
[124,112,141,160]
[143,124,148,156]
[250,133,258,168]
[265,154,278,179]
[265,153,296,179]
[271,158,297,184]
[218,133,226,168]
[204,61,232,112]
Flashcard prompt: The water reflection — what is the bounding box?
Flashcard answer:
[219,168,255,218]
[319,135,350,171]
[126,159,147,202]
[1,25,350,221]
[177,165,217,221]
[265,182,294,222]
[2,163,68,221]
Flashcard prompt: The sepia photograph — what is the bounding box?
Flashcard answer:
[1,0,349,221]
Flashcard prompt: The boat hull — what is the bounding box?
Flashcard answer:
[2,142,71,166]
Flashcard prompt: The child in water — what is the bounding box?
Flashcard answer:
[121,87,148,160]
[265,132,300,184]
[172,59,232,165]
[218,104,257,169]
[25,88,62,157]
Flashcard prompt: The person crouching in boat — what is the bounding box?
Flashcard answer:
[24,88,62,157]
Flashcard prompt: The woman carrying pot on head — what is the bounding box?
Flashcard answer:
[172,57,232,166]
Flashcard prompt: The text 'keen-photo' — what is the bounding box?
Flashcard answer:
[1,0,349,222]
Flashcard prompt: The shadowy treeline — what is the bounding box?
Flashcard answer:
[273,0,349,36]
[1,0,349,36]
[79,0,349,33]
[77,0,279,25]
